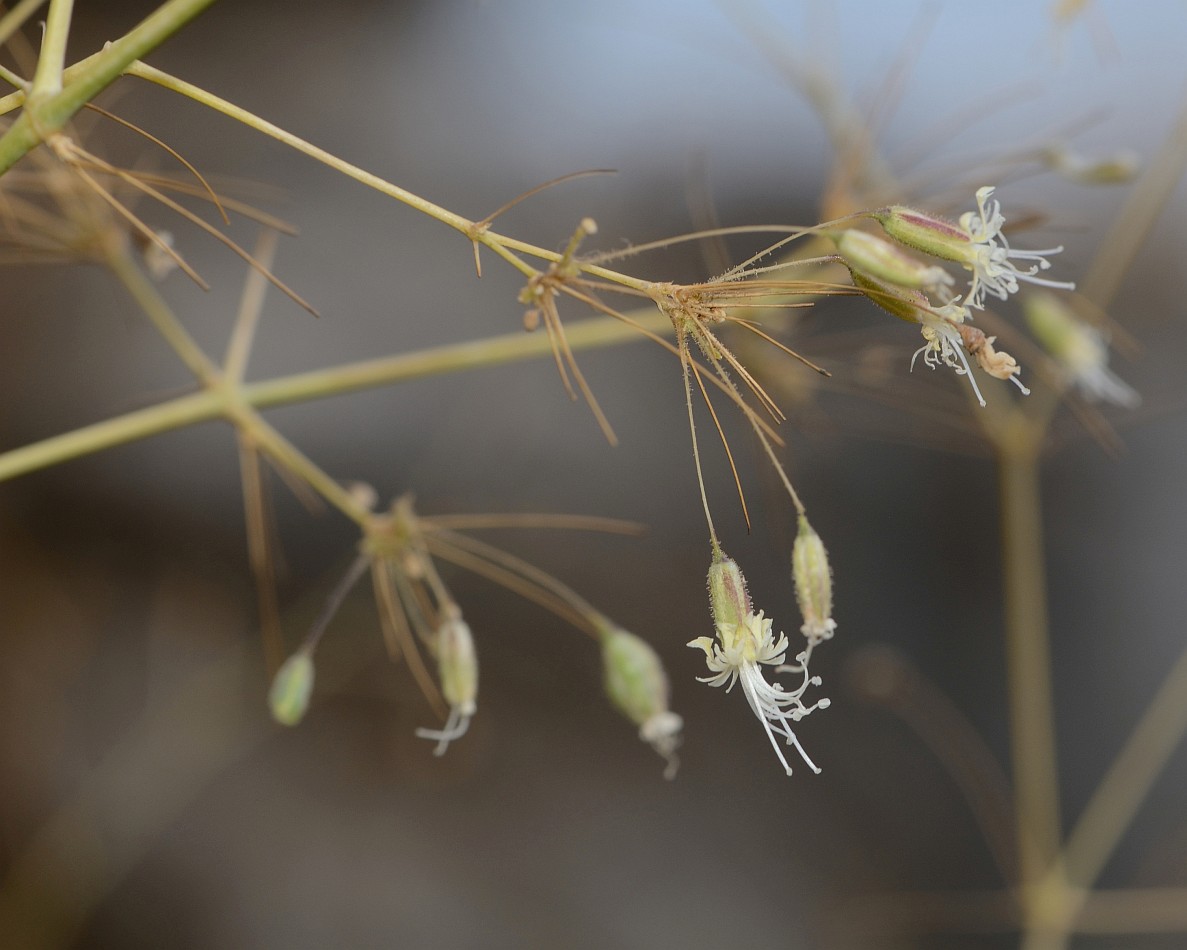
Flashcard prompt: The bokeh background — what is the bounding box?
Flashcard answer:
[2,1,1187,947]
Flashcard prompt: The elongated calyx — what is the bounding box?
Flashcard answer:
[416,616,479,756]
[601,625,683,778]
[793,516,836,644]
[707,552,751,630]
[836,228,953,295]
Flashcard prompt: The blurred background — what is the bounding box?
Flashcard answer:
[2,1,1186,947]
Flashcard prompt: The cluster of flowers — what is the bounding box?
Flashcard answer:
[688,517,835,775]
[267,497,685,777]
[832,186,1076,405]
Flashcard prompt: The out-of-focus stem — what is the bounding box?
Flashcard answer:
[996,423,1067,948]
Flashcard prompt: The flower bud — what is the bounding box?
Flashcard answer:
[269,650,315,726]
[836,228,954,294]
[707,553,751,630]
[792,516,836,644]
[601,625,683,777]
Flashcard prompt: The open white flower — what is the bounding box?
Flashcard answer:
[688,610,829,776]
[874,186,1074,311]
[910,300,989,407]
[958,186,1074,309]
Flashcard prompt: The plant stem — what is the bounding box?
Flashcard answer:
[27,0,72,103]
[0,0,46,52]
[121,61,654,294]
[997,424,1066,945]
[0,0,218,175]
[0,309,669,483]
[1062,638,1187,893]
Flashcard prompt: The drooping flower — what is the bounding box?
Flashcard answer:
[601,625,683,779]
[872,186,1074,310]
[792,516,836,645]
[415,616,479,755]
[1022,289,1140,407]
[688,610,829,776]
[847,266,990,406]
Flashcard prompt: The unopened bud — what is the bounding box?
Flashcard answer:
[793,516,836,644]
[601,625,683,778]
[269,650,315,726]
[708,553,751,630]
[836,228,954,294]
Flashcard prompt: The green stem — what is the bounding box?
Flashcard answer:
[122,61,653,293]
[1060,638,1187,896]
[0,0,218,175]
[105,248,220,384]
[0,309,668,483]
[997,428,1066,942]
[0,0,46,52]
[27,0,73,103]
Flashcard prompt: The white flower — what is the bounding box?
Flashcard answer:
[688,610,829,776]
[958,186,1075,310]
[910,300,989,407]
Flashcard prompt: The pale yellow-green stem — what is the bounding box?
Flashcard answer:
[0,309,669,483]
[121,60,654,295]
[0,0,46,52]
[0,0,218,175]
[26,0,72,104]
[996,419,1068,949]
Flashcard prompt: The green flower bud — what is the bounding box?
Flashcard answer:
[793,516,836,643]
[269,650,315,726]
